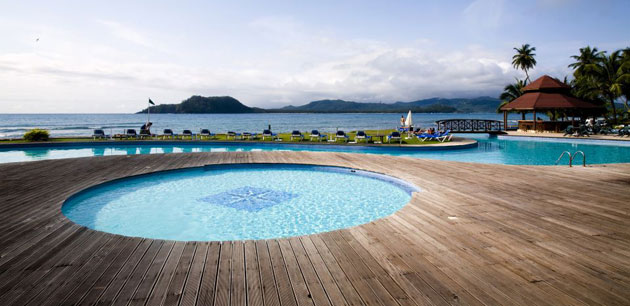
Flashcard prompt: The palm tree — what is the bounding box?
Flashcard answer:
[590,50,627,123]
[621,48,630,111]
[568,46,604,77]
[512,44,537,83]
[496,78,527,113]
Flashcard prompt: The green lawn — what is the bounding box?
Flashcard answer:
[0,129,445,145]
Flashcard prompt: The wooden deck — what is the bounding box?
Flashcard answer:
[1,151,629,306]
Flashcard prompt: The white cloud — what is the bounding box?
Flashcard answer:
[0,16,521,113]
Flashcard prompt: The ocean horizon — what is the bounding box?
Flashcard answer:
[0,112,533,139]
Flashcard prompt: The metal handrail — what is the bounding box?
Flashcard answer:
[571,151,586,167]
[555,151,572,166]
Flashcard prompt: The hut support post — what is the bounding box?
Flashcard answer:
[533,110,537,132]
[503,111,507,131]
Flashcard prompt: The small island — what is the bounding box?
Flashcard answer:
[138,95,503,114]
[137,96,265,114]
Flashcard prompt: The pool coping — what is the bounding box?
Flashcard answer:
[61,162,422,241]
[0,137,478,151]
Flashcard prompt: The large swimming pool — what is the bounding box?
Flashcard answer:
[62,164,418,241]
[2,134,630,165]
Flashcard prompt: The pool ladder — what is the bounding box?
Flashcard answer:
[555,151,586,167]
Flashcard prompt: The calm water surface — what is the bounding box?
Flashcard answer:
[0,113,526,139]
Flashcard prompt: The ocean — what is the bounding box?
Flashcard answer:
[0,113,527,139]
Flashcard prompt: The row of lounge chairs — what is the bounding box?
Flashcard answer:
[417,130,452,142]
[563,124,630,137]
[92,128,452,143]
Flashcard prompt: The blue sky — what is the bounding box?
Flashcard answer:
[0,0,628,113]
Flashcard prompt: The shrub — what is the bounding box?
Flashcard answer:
[23,129,50,142]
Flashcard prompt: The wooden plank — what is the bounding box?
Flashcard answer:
[196,242,221,306]
[214,241,232,306]
[268,240,298,306]
[299,236,352,306]
[162,242,197,306]
[108,240,165,305]
[231,241,247,306]
[179,242,209,306]
[256,240,282,306]
[143,242,186,306]
[58,238,142,305]
[92,240,161,306]
[74,239,148,305]
[245,241,264,306]
[127,240,176,306]
[288,237,332,306]
[277,239,315,306]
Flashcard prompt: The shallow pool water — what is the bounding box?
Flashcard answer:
[62,164,418,241]
[2,134,630,165]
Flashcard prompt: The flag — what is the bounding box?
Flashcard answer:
[149,98,155,105]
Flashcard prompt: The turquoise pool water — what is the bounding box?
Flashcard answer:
[2,134,630,165]
[62,164,418,241]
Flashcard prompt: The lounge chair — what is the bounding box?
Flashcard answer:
[226,131,242,140]
[199,129,215,140]
[92,129,109,140]
[436,130,452,142]
[618,126,630,137]
[262,129,277,141]
[355,131,371,143]
[125,129,138,139]
[563,125,574,136]
[290,130,304,141]
[139,129,154,139]
[242,132,257,140]
[576,125,590,137]
[335,130,349,142]
[387,131,401,143]
[309,130,327,141]
[160,129,175,139]
[181,130,195,140]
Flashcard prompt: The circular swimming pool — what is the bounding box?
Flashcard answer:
[62,164,419,241]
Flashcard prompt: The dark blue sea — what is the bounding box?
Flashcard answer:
[0,113,526,139]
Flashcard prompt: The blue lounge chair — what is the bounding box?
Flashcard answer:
[160,129,175,139]
[92,129,109,140]
[436,130,452,142]
[418,132,438,141]
[290,130,304,141]
[335,130,349,142]
[139,129,154,139]
[262,129,277,140]
[125,129,138,139]
[199,129,215,140]
[355,131,371,143]
[309,130,327,141]
[181,130,195,140]
[387,131,401,143]
[242,132,257,140]
[226,131,242,140]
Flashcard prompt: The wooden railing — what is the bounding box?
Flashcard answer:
[435,119,504,133]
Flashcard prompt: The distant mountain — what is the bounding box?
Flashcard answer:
[137,95,502,113]
[137,96,265,114]
[270,96,501,113]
